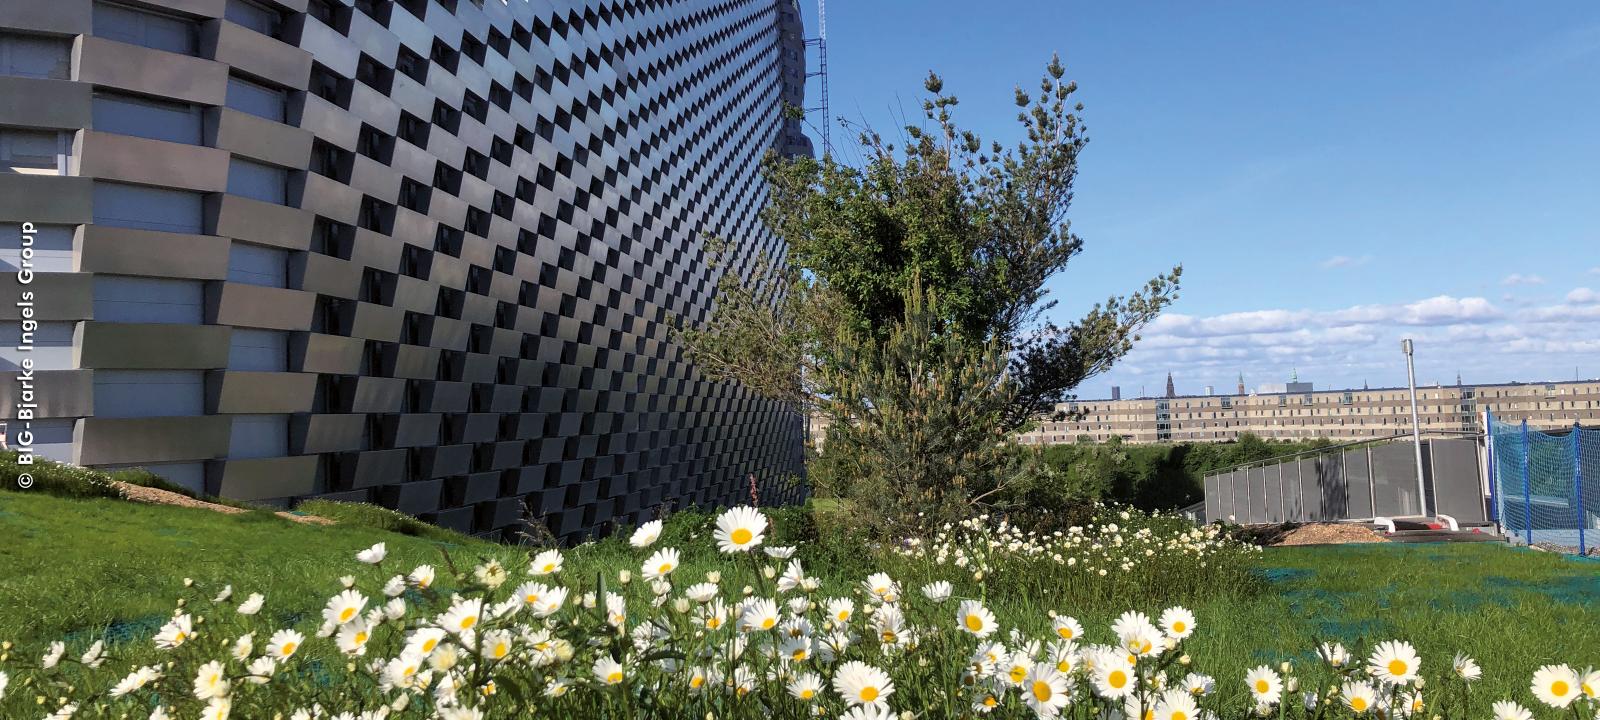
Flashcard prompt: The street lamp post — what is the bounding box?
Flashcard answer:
[1402,339,1428,517]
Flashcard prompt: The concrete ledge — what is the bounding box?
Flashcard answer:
[76,37,229,106]
[214,454,318,500]
[78,225,229,280]
[76,322,230,369]
[0,77,91,130]
[208,371,316,414]
[77,414,231,465]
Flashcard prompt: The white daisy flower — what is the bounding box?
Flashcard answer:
[832,660,894,708]
[788,671,823,700]
[440,598,483,636]
[154,615,194,649]
[323,588,369,626]
[267,629,304,660]
[1159,606,1196,640]
[237,594,264,616]
[409,565,437,588]
[713,505,768,553]
[1491,700,1534,720]
[1245,665,1283,705]
[356,542,387,564]
[642,547,681,581]
[593,655,625,685]
[630,519,664,548]
[1342,680,1377,714]
[957,599,997,638]
[193,659,230,700]
[530,550,563,576]
[1367,640,1421,685]
[1531,664,1581,708]
[921,581,952,602]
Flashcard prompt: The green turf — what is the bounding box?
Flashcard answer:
[0,489,1595,706]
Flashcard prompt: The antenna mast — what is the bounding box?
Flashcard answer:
[804,0,830,155]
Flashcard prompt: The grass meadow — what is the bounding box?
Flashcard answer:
[0,488,1597,718]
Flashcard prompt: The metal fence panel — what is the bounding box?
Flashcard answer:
[1294,458,1317,521]
[1315,453,1345,521]
[1248,467,1269,523]
[1371,443,1422,516]
[1232,469,1251,523]
[1280,460,1302,521]
[1263,465,1285,523]
[1429,438,1486,523]
[1204,474,1221,524]
[1344,449,1375,518]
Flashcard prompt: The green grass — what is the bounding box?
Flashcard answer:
[0,489,1595,712]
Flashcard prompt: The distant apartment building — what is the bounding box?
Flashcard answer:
[1018,379,1600,445]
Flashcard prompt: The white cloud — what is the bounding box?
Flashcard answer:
[1319,254,1372,270]
[1590,266,1600,275]
[1501,273,1546,286]
[1567,287,1600,305]
[1090,292,1592,398]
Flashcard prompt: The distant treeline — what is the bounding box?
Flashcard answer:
[1035,433,1335,510]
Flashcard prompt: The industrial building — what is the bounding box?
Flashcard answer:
[0,0,811,541]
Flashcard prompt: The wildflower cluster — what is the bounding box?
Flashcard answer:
[0,505,1592,719]
[892,507,1260,607]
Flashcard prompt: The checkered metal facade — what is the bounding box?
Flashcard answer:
[0,0,809,542]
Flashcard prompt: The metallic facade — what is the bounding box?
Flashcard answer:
[0,0,809,541]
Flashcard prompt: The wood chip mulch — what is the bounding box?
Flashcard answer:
[1272,523,1389,546]
[112,481,334,525]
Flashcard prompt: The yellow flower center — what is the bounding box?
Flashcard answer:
[281,642,297,656]
[761,618,776,630]
[460,615,478,630]
[800,689,814,699]
[659,563,673,574]
[793,649,807,660]
[1172,712,1189,720]
[731,528,754,545]
[860,686,879,702]
[1032,680,1053,702]
[1552,680,1570,697]
[339,607,356,623]
[1057,627,1074,639]
[707,617,722,629]
[964,615,983,632]
[690,676,705,689]
[1057,661,1072,673]
[1351,697,1368,712]
[983,696,998,708]
[1254,679,1269,694]
[1583,682,1595,697]
[606,671,622,684]
[1110,670,1128,689]
[542,563,556,573]
[838,612,850,622]
[174,632,188,644]
[1172,621,1187,633]
[354,632,368,645]
[525,594,539,604]
[1387,659,1407,677]
[881,631,897,644]
[422,638,439,653]
[1009,666,1028,683]
[494,642,508,658]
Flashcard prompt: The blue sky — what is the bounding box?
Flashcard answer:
[794,1,1600,398]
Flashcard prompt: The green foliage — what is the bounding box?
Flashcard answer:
[295,500,478,544]
[0,451,263,510]
[807,283,1026,530]
[1037,434,1341,510]
[675,58,1182,528]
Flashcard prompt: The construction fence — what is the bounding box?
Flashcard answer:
[1487,414,1599,553]
[1202,437,1487,526]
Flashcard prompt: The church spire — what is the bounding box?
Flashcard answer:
[1165,372,1176,398]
